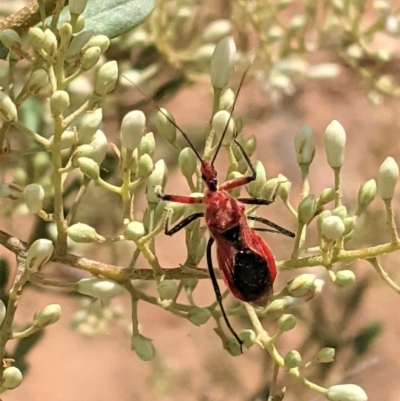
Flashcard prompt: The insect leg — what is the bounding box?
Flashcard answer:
[206,238,243,353]
[247,215,295,238]
[164,212,204,236]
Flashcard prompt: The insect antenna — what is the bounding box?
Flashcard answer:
[211,65,252,166]
[122,75,205,166]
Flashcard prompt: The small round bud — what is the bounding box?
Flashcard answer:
[0,29,21,49]
[212,110,235,146]
[284,350,302,369]
[277,174,291,202]
[66,30,93,57]
[156,109,176,144]
[317,188,336,208]
[239,329,257,348]
[246,161,266,197]
[286,274,317,297]
[77,278,121,300]
[0,299,6,326]
[77,157,100,180]
[202,19,233,43]
[244,135,257,156]
[0,91,18,122]
[327,384,368,401]
[81,46,101,70]
[187,307,211,326]
[334,270,356,288]
[314,347,335,363]
[72,15,86,33]
[42,29,58,57]
[377,157,399,200]
[28,27,45,50]
[298,194,317,224]
[317,210,332,229]
[224,337,242,356]
[157,280,178,301]
[324,120,346,168]
[85,35,110,53]
[307,63,341,80]
[124,221,145,241]
[320,215,345,240]
[219,88,235,110]
[26,238,54,272]
[94,60,118,96]
[192,44,215,63]
[295,124,315,165]
[121,110,146,150]
[58,22,72,41]
[138,132,155,157]
[0,182,23,200]
[23,183,45,213]
[357,179,377,211]
[332,205,347,219]
[147,160,168,204]
[69,0,89,15]
[67,222,105,243]
[131,334,155,361]
[265,298,288,316]
[33,304,61,328]
[50,90,70,114]
[88,129,108,163]
[210,36,236,90]
[278,314,297,331]
[27,69,49,94]
[138,154,154,179]
[2,366,23,389]
[77,108,103,144]
[179,147,197,179]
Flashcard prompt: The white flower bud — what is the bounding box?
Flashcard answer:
[156,108,176,144]
[313,347,335,363]
[202,19,233,43]
[28,27,45,50]
[324,120,346,168]
[219,88,235,110]
[138,154,154,178]
[157,280,178,301]
[69,0,89,15]
[66,30,93,57]
[377,157,399,200]
[27,69,49,94]
[120,110,146,150]
[2,366,23,389]
[284,350,301,369]
[85,35,110,53]
[124,221,145,241]
[278,314,296,331]
[77,157,100,180]
[26,238,54,272]
[187,307,211,326]
[295,124,315,165]
[77,108,103,144]
[146,160,168,204]
[138,132,155,156]
[131,334,155,361]
[212,110,235,146]
[0,91,18,122]
[33,304,61,328]
[80,46,102,70]
[94,60,118,96]
[23,183,45,213]
[50,90,70,114]
[277,174,291,202]
[327,384,368,401]
[67,222,105,243]
[77,278,121,300]
[320,215,345,240]
[0,299,6,326]
[286,274,317,297]
[307,63,341,80]
[192,44,215,63]
[265,298,288,316]
[239,329,257,348]
[88,129,108,163]
[0,182,23,200]
[42,29,58,57]
[58,22,72,41]
[178,147,197,179]
[210,36,236,90]
[334,270,356,288]
[0,29,21,49]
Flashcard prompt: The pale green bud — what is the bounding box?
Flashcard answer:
[212,110,235,146]
[23,183,45,213]
[179,147,197,179]
[0,91,18,122]
[332,205,347,219]
[210,36,236,90]
[147,160,168,204]
[77,278,121,300]
[224,337,241,356]
[43,29,58,57]
[295,124,315,165]
[284,350,302,369]
[317,188,335,208]
[77,157,100,180]
[244,135,257,156]
[50,90,70,114]
[2,367,23,389]
[81,46,101,70]
[287,274,317,297]
[0,29,21,49]
[187,307,211,326]
[357,179,377,211]
[28,27,45,50]
[94,60,118,96]
[262,178,279,200]
[307,63,341,80]
[298,194,317,224]
[0,299,5,327]
[277,174,291,202]
[66,30,93,57]
[320,215,345,240]
[158,280,178,301]
[377,157,399,200]
[247,161,266,197]
[265,298,288,316]
[72,15,86,33]
[88,129,108,163]
[86,35,110,53]
[202,19,233,43]
[334,270,356,288]
[278,313,297,331]
[67,222,105,243]
[192,44,215,63]
[343,216,356,234]
[131,334,155,361]
[219,88,234,110]
[239,329,257,348]
[138,132,155,157]
[124,221,145,241]
[58,22,72,41]
[138,154,154,178]
[77,108,103,144]
[26,238,54,272]
[121,110,146,150]
[69,0,89,15]
[324,120,346,168]
[33,304,61,328]
[27,69,49,94]
[314,347,335,363]
[327,384,368,401]
[0,182,23,200]
[156,108,176,143]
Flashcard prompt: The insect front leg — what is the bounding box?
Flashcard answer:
[206,238,243,353]
[164,211,204,236]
